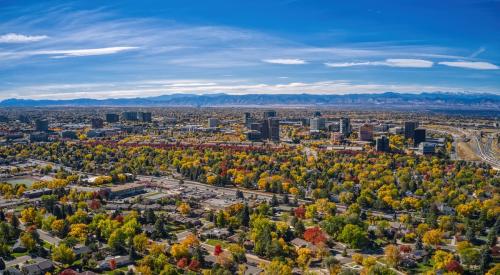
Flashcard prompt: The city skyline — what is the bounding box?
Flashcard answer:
[1,0,500,99]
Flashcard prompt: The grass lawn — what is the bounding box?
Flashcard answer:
[412,262,432,273]
[12,251,29,257]
[166,223,187,232]
[205,239,230,248]
[105,266,130,274]
[42,241,53,250]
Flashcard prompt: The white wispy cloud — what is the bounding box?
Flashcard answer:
[262,58,307,65]
[0,33,48,43]
[438,61,499,70]
[37,46,139,58]
[0,4,498,99]
[469,47,486,58]
[1,79,495,100]
[325,58,433,68]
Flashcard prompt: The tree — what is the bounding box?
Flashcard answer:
[479,246,492,274]
[322,256,341,274]
[445,260,463,274]
[214,244,223,256]
[487,228,497,247]
[109,259,117,270]
[178,203,191,216]
[20,232,37,252]
[51,219,66,237]
[271,194,279,207]
[303,227,327,245]
[384,244,401,268]
[459,247,480,268]
[294,219,305,237]
[0,258,5,270]
[352,253,364,265]
[366,264,397,275]
[240,204,250,227]
[188,259,200,271]
[486,264,500,275]
[282,194,289,205]
[181,234,200,247]
[144,209,156,224]
[135,265,152,275]
[108,228,127,252]
[296,247,312,270]
[170,243,189,260]
[177,257,188,269]
[340,224,369,249]
[133,233,149,253]
[264,259,292,275]
[422,229,442,247]
[251,216,273,257]
[52,244,76,266]
[432,250,454,271]
[294,206,306,219]
[321,216,346,239]
[152,218,167,239]
[20,207,40,226]
[68,223,87,241]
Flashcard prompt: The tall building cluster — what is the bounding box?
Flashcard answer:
[244,111,280,142]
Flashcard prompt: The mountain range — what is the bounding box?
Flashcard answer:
[1,92,499,110]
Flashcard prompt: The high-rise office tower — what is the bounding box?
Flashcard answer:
[340,117,351,137]
[263,110,277,119]
[138,112,152,122]
[359,124,374,141]
[123,112,138,121]
[260,120,270,140]
[404,121,419,139]
[35,119,49,132]
[243,112,252,127]
[106,113,120,123]
[19,115,31,123]
[310,117,326,131]
[268,118,280,142]
[208,118,219,128]
[414,128,426,146]
[91,118,104,129]
[375,136,390,152]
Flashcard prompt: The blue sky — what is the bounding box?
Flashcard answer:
[0,0,499,99]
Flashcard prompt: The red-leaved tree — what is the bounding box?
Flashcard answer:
[109,259,117,270]
[294,205,306,219]
[188,259,200,271]
[177,257,188,268]
[214,244,223,256]
[303,227,327,245]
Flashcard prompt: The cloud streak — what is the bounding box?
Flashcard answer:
[262,58,307,65]
[0,33,48,43]
[1,79,496,100]
[325,58,433,68]
[38,46,139,58]
[439,61,499,70]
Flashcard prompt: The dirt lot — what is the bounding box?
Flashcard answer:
[457,141,480,161]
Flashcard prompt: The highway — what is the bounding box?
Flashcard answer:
[471,133,500,169]
[430,126,500,170]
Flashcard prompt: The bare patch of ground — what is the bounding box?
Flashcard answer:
[457,142,480,161]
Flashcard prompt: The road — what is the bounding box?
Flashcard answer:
[19,222,62,246]
[6,255,31,267]
[29,158,410,221]
[429,126,499,169]
[200,242,270,265]
[471,133,500,169]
